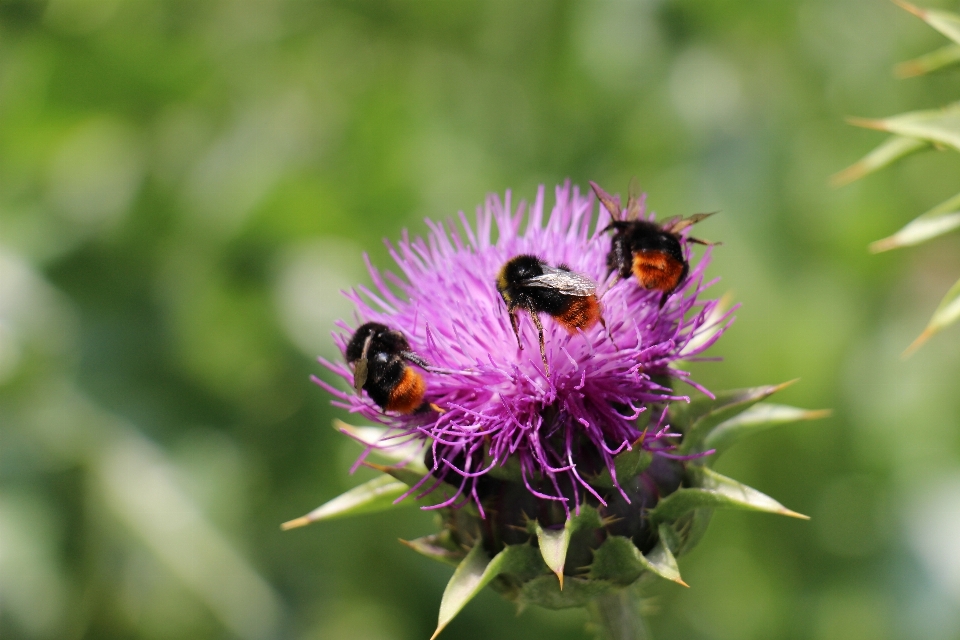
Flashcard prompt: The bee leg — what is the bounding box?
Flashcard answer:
[528,309,549,375]
[401,351,432,370]
[658,291,669,308]
[509,311,524,351]
[599,314,620,350]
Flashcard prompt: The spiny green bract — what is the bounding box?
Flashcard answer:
[284,382,827,639]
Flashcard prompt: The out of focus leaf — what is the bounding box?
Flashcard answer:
[675,381,796,453]
[895,1,960,47]
[848,103,960,152]
[281,475,409,529]
[702,403,831,456]
[400,535,465,566]
[648,468,808,522]
[432,544,537,639]
[831,136,929,186]
[870,191,960,252]
[895,43,960,78]
[904,275,960,356]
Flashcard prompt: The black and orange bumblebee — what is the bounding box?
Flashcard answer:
[345,322,436,414]
[591,180,714,307]
[496,254,604,373]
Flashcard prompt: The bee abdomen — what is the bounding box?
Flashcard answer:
[556,295,601,331]
[631,250,686,293]
[385,367,427,414]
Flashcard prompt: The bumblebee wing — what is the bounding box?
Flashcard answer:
[523,266,597,296]
[666,212,716,234]
[353,334,374,393]
[589,181,622,220]
[625,177,644,220]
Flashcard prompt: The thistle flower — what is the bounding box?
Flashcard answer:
[285,181,827,639]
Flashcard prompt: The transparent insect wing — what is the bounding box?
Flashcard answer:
[524,266,597,296]
[666,212,717,234]
[659,215,683,231]
[353,333,374,393]
[589,181,622,220]
[625,177,643,221]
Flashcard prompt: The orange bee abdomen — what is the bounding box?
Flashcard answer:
[631,250,686,293]
[556,295,602,332]
[386,367,427,414]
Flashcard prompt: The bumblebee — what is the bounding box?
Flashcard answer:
[496,255,603,373]
[345,322,435,414]
[591,180,714,307]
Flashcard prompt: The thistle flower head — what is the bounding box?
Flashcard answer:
[292,181,824,632]
[315,181,727,513]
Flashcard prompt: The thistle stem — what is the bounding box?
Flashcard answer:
[587,589,650,640]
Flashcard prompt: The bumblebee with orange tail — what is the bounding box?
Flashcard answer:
[496,254,604,374]
[346,322,438,414]
[591,180,715,307]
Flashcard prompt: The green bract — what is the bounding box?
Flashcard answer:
[284,384,826,639]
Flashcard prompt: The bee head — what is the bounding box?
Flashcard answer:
[345,322,389,363]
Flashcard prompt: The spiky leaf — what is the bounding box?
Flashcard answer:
[586,534,686,587]
[639,536,687,587]
[675,381,796,453]
[895,1,960,47]
[400,535,465,566]
[588,536,645,585]
[848,102,960,152]
[905,275,960,356]
[702,403,831,456]
[536,522,572,588]
[831,135,928,186]
[280,475,409,529]
[517,574,615,610]
[673,509,714,557]
[871,191,960,252]
[648,467,808,522]
[895,43,960,78]
[432,543,541,639]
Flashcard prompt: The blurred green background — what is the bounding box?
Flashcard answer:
[3,0,960,639]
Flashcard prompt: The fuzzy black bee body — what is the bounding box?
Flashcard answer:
[496,254,602,373]
[345,322,433,414]
[592,180,714,307]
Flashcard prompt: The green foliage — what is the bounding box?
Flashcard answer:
[310,380,820,636]
[841,1,960,349]
[648,468,808,523]
[281,475,410,529]
[4,2,957,639]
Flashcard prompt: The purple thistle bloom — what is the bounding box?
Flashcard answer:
[314,181,731,515]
